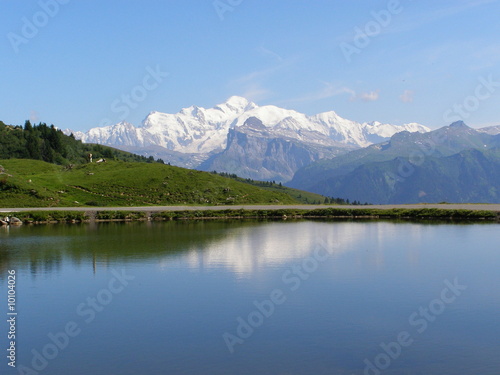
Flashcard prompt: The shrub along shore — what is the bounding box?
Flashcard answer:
[2,207,498,225]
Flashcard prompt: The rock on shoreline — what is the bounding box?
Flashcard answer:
[1,217,23,226]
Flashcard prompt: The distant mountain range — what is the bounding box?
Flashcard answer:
[66,96,429,181]
[289,122,500,204]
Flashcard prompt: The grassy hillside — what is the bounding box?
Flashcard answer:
[211,172,330,204]
[0,159,299,207]
[249,182,328,205]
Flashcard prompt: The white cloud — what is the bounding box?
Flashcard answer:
[352,90,380,102]
[400,90,414,103]
[287,82,356,103]
[285,83,380,104]
[30,110,39,123]
[257,46,284,62]
[231,67,276,86]
[239,84,273,102]
[227,55,297,103]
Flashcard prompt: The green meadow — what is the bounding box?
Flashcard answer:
[0,159,314,207]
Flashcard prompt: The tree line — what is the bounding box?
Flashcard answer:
[0,120,163,165]
[212,171,370,205]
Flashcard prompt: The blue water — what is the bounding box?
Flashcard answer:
[1,220,499,374]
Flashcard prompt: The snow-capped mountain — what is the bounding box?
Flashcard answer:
[69,96,429,153]
[66,96,429,181]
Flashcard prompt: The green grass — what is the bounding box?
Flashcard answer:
[148,207,497,221]
[0,159,299,207]
[239,181,327,205]
[13,211,87,223]
[9,207,497,224]
[295,207,497,219]
[212,174,328,204]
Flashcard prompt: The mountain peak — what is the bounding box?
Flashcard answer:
[242,116,266,130]
[71,97,430,158]
[449,121,469,129]
[114,121,135,129]
[223,96,255,109]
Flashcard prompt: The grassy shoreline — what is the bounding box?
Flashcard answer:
[2,207,498,225]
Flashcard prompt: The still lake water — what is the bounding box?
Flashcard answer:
[0,220,499,375]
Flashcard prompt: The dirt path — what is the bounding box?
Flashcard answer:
[1,204,499,213]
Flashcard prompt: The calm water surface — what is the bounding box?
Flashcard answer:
[0,220,499,374]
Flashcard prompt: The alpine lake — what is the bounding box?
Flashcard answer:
[1,218,499,375]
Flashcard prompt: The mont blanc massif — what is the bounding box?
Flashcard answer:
[67,96,500,204]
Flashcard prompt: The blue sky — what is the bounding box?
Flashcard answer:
[1,0,499,131]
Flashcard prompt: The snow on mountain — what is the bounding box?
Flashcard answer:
[68,96,430,153]
[477,124,500,135]
[80,121,147,146]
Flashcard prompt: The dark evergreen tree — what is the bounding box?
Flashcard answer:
[24,120,33,132]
